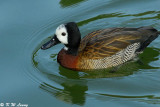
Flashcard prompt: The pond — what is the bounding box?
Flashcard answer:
[1,0,160,107]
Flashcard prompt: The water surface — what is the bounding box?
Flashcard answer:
[1,0,160,107]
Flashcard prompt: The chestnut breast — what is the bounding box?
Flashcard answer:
[57,49,79,70]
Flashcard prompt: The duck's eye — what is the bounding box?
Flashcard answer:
[61,32,66,36]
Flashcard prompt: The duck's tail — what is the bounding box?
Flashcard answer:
[136,27,159,52]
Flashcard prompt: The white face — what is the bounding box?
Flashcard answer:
[55,24,68,44]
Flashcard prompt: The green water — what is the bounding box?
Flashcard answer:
[1,0,160,107]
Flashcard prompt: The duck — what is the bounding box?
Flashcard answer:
[41,22,160,71]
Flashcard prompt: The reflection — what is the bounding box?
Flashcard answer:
[59,63,139,78]
[96,93,160,104]
[59,66,81,79]
[59,0,86,8]
[77,11,160,26]
[39,69,88,105]
[50,54,57,61]
[138,47,160,69]
[77,13,122,26]
[33,56,38,67]
[97,93,160,99]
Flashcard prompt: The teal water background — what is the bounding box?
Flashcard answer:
[1,0,160,107]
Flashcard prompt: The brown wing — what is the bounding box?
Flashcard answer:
[78,29,103,51]
[78,27,158,59]
[78,28,123,51]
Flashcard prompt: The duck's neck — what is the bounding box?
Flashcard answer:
[66,47,79,56]
[64,44,79,56]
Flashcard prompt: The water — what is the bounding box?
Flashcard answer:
[1,0,160,107]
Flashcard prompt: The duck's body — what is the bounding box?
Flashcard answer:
[41,22,160,71]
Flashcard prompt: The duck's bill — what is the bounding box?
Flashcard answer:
[41,35,60,50]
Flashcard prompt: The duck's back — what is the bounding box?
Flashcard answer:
[77,27,159,70]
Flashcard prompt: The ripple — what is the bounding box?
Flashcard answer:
[95,93,160,104]
[59,0,87,8]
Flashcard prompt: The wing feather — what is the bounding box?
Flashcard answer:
[78,28,144,59]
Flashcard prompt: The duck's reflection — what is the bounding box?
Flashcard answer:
[39,68,88,105]
[138,47,160,69]
[59,0,86,7]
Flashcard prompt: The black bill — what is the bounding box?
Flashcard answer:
[41,35,60,50]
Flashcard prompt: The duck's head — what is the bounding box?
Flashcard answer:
[41,22,81,55]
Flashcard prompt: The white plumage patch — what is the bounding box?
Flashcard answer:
[55,24,68,44]
[64,46,68,51]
